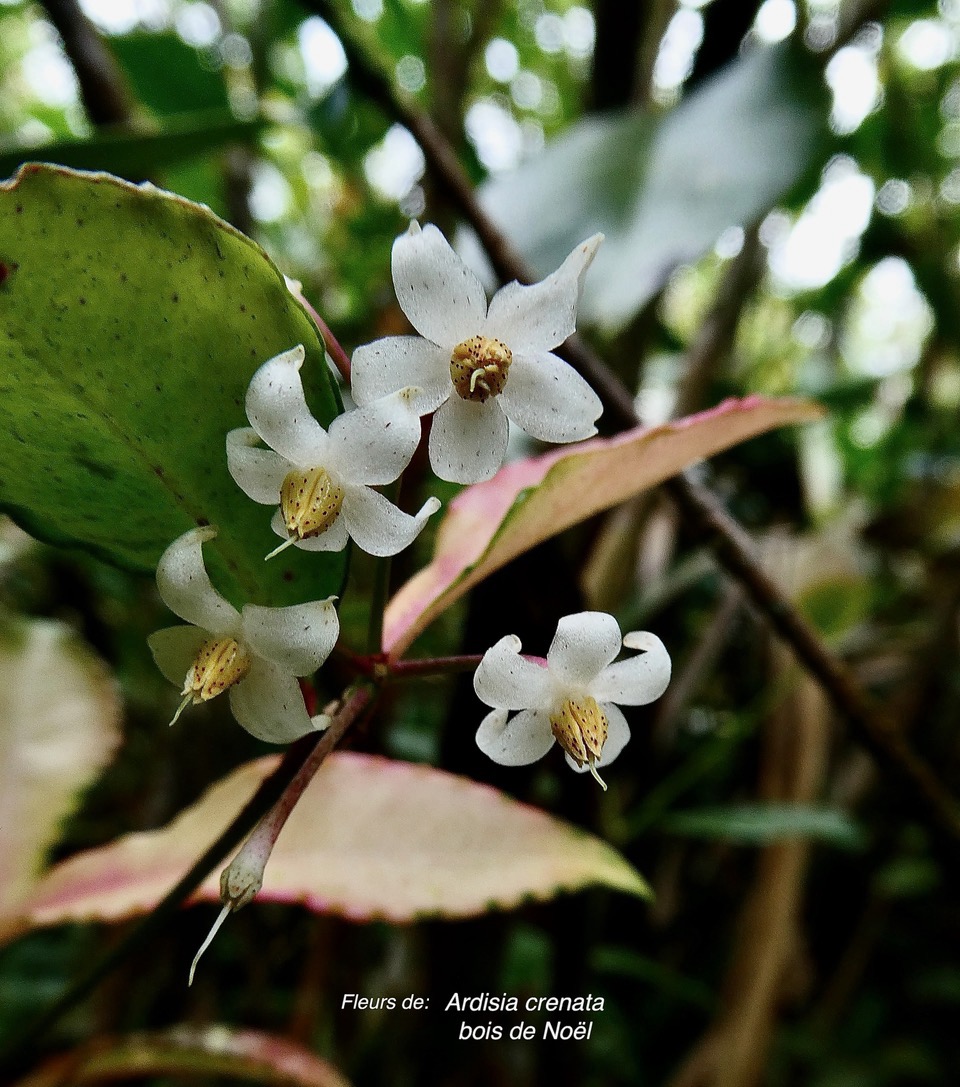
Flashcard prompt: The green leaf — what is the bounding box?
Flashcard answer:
[20,753,650,931]
[0,111,263,184]
[479,44,828,331]
[662,803,865,849]
[0,163,343,606]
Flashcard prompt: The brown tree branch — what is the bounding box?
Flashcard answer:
[38,0,134,127]
[673,224,764,419]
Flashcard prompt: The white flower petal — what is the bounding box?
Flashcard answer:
[566,703,631,773]
[341,486,440,557]
[147,624,208,687]
[229,658,313,743]
[499,351,601,443]
[428,394,508,483]
[270,507,350,553]
[592,632,671,705]
[156,527,240,635]
[350,336,451,413]
[226,428,290,504]
[241,598,339,676]
[474,634,556,710]
[245,345,330,466]
[484,234,602,352]
[326,388,423,486]
[547,611,622,688]
[392,222,487,349]
[475,707,555,767]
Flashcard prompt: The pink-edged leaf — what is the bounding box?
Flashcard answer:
[22,753,648,929]
[0,617,121,943]
[16,1026,351,1087]
[384,396,823,656]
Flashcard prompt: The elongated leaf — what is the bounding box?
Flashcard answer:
[384,396,823,657]
[480,44,828,331]
[17,1027,352,1087]
[20,753,648,931]
[0,112,262,183]
[0,164,343,606]
[663,804,864,849]
[0,618,121,942]
[111,33,231,116]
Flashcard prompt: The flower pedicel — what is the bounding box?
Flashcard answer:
[351,222,604,483]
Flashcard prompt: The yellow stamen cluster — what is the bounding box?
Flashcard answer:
[450,335,512,403]
[280,466,345,540]
[550,696,609,790]
[170,637,252,726]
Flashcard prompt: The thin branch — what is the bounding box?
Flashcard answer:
[310,0,960,851]
[334,647,484,679]
[673,224,764,419]
[286,281,352,384]
[242,687,371,856]
[833,0,890,50]
[38,0,134,127]
[388,653,485,678]
[189,686,373,985]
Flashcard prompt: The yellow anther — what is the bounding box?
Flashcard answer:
[279,466,345,541]
[176,637,251,720]
[550,696,609,791]
[450,335,512,403]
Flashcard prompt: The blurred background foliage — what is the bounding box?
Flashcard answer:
[4,0,960,1084]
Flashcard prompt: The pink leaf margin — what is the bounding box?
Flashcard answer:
[18,753,648,933]
[17,1026,352,1087]
[384,395,823,656]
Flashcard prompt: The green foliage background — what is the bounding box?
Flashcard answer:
[3,0,960,1085]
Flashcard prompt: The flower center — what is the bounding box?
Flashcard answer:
[280,466,345,540]
[181,637,251,704]
[450,335,512,403]
[550,696,609,790]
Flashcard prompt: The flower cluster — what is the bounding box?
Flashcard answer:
[148,222,669,786]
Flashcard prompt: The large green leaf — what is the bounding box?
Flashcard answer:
[479,44,828,331]
[0,164,343,606]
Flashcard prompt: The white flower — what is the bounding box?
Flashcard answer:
[474,612,670,788]
[351,223,604,484]
[148,527,339,744]
[227,345,440,560]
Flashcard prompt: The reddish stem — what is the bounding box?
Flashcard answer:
[293,286,352,384]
